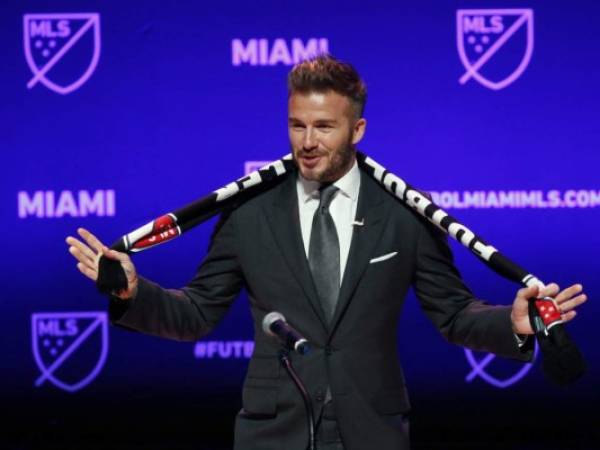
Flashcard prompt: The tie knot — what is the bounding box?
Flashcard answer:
[318,184,338,210]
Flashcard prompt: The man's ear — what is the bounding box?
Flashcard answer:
[352,118,367,145]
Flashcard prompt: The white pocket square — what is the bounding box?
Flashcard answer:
[369,251,398,264]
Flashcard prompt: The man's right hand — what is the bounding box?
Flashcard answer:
[66,228,139,300]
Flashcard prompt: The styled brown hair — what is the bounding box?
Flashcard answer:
[287,54,367,118]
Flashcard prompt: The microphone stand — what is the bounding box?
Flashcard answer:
[278,349,316,450]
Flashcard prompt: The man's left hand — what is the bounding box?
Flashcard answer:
[511,283,587,335]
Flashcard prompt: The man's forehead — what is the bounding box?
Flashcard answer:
[289,90,347,104]
[288,90,353,116]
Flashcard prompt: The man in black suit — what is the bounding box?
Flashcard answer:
[66,55,586,450]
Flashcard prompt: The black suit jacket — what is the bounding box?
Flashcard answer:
[110,167,533,450]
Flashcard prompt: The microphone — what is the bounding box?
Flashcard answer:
[262,312,311,355]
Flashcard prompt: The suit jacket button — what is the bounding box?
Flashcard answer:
[325,346,332,356]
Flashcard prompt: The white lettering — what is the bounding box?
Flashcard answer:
[232,38,329,66]
[38,319,78,336]
[244,341,254,358]
[207,341,218,358]
[55,191,78,217]
[590,191,600,207]
[214,182,240,202]
[30,21,48,38]
[218,341,232,358]
[269,38,291,65]
[406,189,432,215]
[29,19,71,38]
[19,190,116,218]
[576,190,590,207]
[486,191,499,208]
[463,17,482,34]
[498,191,515,208]
[448,222,476,247]
[411,189,599,210]
[231,39,258,66]
[548,190,561,208]
[463,15,503,34]
[382,172,407,199]
[291,38,329,63]
[105,189,116,215]
[79,190,104,216]
[489,16,504,33]
[472,240,497,260]
[56,19,70,37]
[259,38,268,65]
[194,341,255,359]
[18,191,44,218]
[45,191,55,217]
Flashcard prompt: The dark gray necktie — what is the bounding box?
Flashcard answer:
[308,184,340,323]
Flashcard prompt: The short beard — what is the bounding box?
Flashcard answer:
[293,142,356,183]
[317,143,355,183]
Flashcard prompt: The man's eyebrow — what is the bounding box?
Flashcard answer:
[287,117,338,124]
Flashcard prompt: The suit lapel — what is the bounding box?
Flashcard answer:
[328,170,391,339]
[263,174,330,331]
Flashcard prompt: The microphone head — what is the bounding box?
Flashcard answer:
[294,338,311,355]
[262,311,285,336]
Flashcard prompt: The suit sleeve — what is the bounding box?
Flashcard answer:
[412,220,534,361]
[107,208,244,342]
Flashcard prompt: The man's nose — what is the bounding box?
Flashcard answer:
[303,127,318,150]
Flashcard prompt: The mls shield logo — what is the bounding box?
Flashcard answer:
[457,9,534,90]
[32,311,108,393]
[464,342,539,388]
[23,13,101,95]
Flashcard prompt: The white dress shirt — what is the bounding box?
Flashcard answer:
[296,159,360,285]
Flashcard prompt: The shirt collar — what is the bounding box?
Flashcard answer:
[297,158,360,204]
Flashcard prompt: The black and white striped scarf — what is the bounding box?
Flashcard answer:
[96,151,584,385]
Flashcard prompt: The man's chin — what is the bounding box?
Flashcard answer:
[295,158,325,181]
[298,166,323,182]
